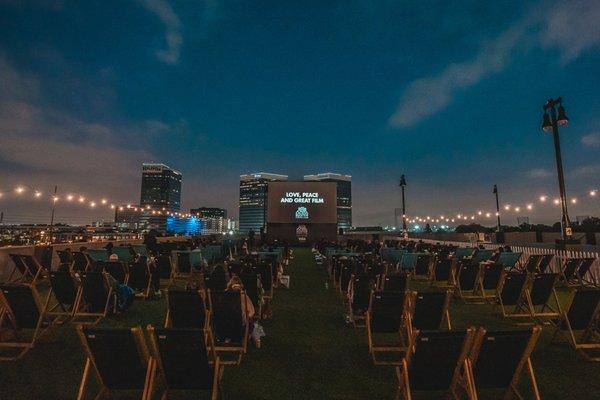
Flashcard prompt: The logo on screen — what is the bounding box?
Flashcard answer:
[295,206,309,219]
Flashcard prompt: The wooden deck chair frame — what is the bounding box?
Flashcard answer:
[560,258,584,286]
[71,272,114,325]
[366,290,411,365]
[466,262,506,303]
[128,260,153,299]
[513,273,563,321]
[146,326,222,400]
[347,274,372,328]
[466,326,542,400]
[0,283,56,361]
[76,325,155,400]
[395,328,478,400]
[6,254,43,285]
[495,272,531,318]
[519,254,543,274]
[156,254,175,288]
[71,251,91,273]
[412,254,435,280]
[171,251,193,281]
[454,261,482,301]
[45,270,79,323]
[406,290,453,332]
[165,289,211,331]
[19,254,47,284]
[429,257,455,287]
[211,290,250,365]
[552,288,600,361]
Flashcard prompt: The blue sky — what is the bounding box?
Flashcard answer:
[0,0,598,226]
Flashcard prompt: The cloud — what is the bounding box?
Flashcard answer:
[527,168,553,179]
[389,0,600,128]
[571,164,600,177]
[138,0,182,64]
[581,132,600,147]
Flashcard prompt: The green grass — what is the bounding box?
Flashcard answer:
[1,248,599,399]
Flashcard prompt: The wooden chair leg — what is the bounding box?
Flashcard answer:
[77,358,92,400]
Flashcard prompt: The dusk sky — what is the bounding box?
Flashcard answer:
[0,0,599,226]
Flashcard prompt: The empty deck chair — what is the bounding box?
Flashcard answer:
[413,254,433,279]
[497,252,522,270]
[146,326,222,400]
[537,254,555,274]
[456,262,479,299]
[165,289,209,330]
[6,254,42,284]
[431,258,454,286]
[468,327,542,400]
[472,249,494,263]
[0,283,56,361]
[522,254,543,273]
[98,261,128,284]
[211,290,249,365]
[553,288,600,361]
[396,329,477,400]
[155,254,174,285]
[86,249,109,263]
[348,273,371,326]
[72,271,113,325]
[71,251,90,272]
[173,251,192,279]
[366,290,409,365]
[256,262,274,300]
[128,259,153,298]
[408,290,452,331]
[46,270,79,322]
[76,326,153,400]
[576,258,597,286]
[561,258,584,285]
[472,262,505,302]
[380,273,408,292]
[497,272,529,317]
[516,273,562,320]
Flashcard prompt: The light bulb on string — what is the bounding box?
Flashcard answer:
[34,191,42,198]
[66,194,74,201]
[101,199,107,205]
[539,195,547,202]
[15,186,25,194]
[553,198,560,205]
[526,204,533,210]
[590,190,597,197]
[78,196,85,203]
[571,198,577,204]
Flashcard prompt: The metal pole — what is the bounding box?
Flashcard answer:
[49,185,57,244]
[494,184,501,232]
[399,175,407,235]
[549,108,572,240]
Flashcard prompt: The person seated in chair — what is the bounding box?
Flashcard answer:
[226,276,255,326]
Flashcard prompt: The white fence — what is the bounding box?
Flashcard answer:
[417,238,600,284]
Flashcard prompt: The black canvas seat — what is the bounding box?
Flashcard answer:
[338,262,353,297]
[413,254,433,279]
[348,274,371,326]
[497,272,528,317]
[0,283,57,361]
[561,258,583,285]
[47,270,79,321]
[553,288,600,361]
[380,273,408,292]
[155,254,174,285]
[76,326,152,400]
[408,290,452,330]
[211,290,249,365]
[20,255,47,281]
[72,271,113,324]
[468,326,542,400]
[538,254,555,273]
[431,258,454,285]
[576,258,598,286]
[240,272,262,317]
[456,262,479,298]
[165,289,209,330]
[521,254,543,273]
[205,265,228,293]
[146,327,222,400]
[255,262,274,300]
[366,290,409,365]
[472,262,505,302]
[71,251,90,272]
[98,261,128,284]
[56,250,73,267]
[6,254,42,284]
[517,273,562,320]
[396,329,477,400]
[128,259,153,298]
[174,251,192,278]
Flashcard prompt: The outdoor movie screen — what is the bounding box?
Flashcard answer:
[267,181,337,224]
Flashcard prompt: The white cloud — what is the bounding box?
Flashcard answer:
[527,168,552,179]
[138,0,182,64]
[389,0,600,128]
[581,132,600,147]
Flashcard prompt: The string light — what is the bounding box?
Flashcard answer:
[504,204,511,211]
[101,199,107,205]
[514,206,521,212]
[590,190,598,197]
[78,196,85,203]
[90,201,96,208]
[526,204,533,210]
[66,194,74,201]
[553,198,560,205]
[571,198,577,204]
[34,191,42,198]
[15,186,25,194]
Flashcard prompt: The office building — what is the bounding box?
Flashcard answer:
[304,172,352,230]
[190,207,227,219]
[239,172,288,234]
[140,163,182,211]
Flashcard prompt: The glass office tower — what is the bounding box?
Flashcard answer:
[140,163,182,211]
[239,172,288,234]
[304,173,352,230]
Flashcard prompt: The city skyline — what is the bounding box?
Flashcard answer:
[0,1,599,226]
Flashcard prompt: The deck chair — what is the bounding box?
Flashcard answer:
[576,258,597,286]
[431,258,454,286]
[72,271,113,325]
[468,327,542,400]
[338,262,353,297]
[537,254,555,274]
[471,262,505,303]
[173,251,192,279]
[455,262,480,299]
[76,326,153,400]
[380,273,408,292]
[165,289,209,330]
[98,261,128,284]
[0,284,56,360]
[413,254,433,279]
[396,329,477,400]
[6,254,43,284]
[128,259,153,299]
[496,272,529,317]
[86,249,109,263]
[112,246,134,265]
[552,288,600,361]
[71,251,90,272]
[255,262,274,300]
[366,290,410,365]
[240,272,262,318]
[211,290,249,365]
[408,290,452,331]
[156,254,174,286]
[46,270,79,322]
[454,247,476,260]
[521,254,543,273]
[348,274,372,327]
[497,252,522,271]
[472,249,494,263]
[515,273,562,320]
[205,265,228,293]
[561,258,584,285]
[56,250,73,269]
[146,326,222,400]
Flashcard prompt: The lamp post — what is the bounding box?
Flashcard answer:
[542,97,572,242]
[399,175,407,236]
[493,184,501,232]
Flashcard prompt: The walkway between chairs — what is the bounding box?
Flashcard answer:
[223,247,396,399]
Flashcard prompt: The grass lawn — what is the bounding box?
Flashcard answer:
[1,247,599,399]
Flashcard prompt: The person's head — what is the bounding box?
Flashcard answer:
[227,276,244,291]
[109,253,119,262]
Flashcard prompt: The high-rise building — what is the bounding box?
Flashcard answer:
[190,207,227,219]
[239,172,288,234]
[140,163,182,211]
[304,172,352,230]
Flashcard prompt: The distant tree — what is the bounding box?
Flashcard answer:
[424,223,432,233]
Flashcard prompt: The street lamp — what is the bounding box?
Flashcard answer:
[399,175,407,236]
[542,97,573,242]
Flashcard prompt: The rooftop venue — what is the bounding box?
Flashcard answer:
[1,1,600,399]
